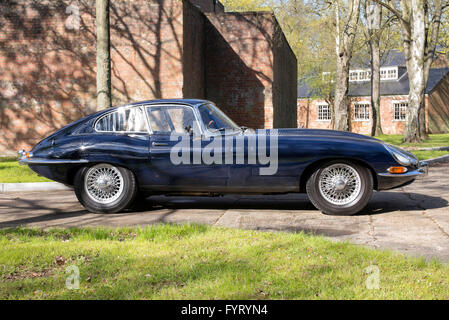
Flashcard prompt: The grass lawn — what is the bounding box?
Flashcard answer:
[1,224,449,299]
[375,133,449,160]
[0,157,50,183]
[376,133,449,148]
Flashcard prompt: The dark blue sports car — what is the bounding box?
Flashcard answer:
[19,99,428,215]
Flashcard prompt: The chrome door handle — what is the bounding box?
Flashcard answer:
[152,142,169,147]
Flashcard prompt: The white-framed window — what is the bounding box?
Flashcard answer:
[349,71,359,81]
[317,103,332,121]
[353,103,370,121]
[95,106,148,133]
[393,102,408,121]
[349,69,371,82]
[380,67,398,80]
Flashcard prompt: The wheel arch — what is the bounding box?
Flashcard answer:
[299,157,378,193]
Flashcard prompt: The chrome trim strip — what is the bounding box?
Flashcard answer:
[378,171,422,178]
[19,158,89,165]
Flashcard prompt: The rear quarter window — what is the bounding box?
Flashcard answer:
[95,107,148,133]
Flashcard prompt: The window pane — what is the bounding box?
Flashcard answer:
[147,106,196,134]
[354,103,370,120]
[318,104,331,120]
[95,107,147,132]
[394,102,407,121]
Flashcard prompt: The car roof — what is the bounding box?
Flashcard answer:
[126,98,210,107]
[92,99,211,118]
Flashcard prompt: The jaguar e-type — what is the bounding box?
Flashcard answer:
[19,99,428,215]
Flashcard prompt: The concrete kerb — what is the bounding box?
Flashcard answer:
[0,182,71,193]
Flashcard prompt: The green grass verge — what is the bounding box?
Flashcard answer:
[410,150,449,161]
[376,133,449,148]
[1,225,448,299]
[375,133,449,160]
[0,158,50,183]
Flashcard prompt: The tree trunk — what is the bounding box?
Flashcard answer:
[334,56,350,131]
[402,0,426,143]
[368,2,382,136]
[404,49,426,143]
[371,0,445,142]
[418,85,429,139]
[96,0,111,111]
[333,0,360,131]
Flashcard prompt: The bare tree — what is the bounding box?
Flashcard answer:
[361,0,398,136]
[96,0,111,110]
[333,0,361,131]
[365,1,383,136]
[372,0,446,142]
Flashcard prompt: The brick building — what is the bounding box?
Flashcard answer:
[0,0,297,154]
[297,50,449,134]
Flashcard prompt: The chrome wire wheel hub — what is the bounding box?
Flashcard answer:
[84,164,124,204]
[318,164,362,206]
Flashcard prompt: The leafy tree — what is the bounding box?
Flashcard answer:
[372,0,447,142]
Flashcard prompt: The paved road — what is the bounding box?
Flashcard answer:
[1,164,449,261]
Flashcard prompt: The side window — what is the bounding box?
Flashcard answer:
[95,107,148,133]
[147,106,197,134]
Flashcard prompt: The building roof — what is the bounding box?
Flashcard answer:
[351,49,406,69]
[298,67,449,98]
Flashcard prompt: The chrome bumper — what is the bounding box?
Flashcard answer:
[378,161,428,179]
[19,158,89,165]
[18,149,88,165]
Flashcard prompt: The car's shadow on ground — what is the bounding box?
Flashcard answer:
[1,191,447,229]
[130,191,449,215]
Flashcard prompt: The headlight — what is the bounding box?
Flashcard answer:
[384,144,414,166]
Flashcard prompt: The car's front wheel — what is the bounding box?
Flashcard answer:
[74,163,137,213]
[306,160,373,215]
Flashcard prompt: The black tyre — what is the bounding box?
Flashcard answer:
[306,160,373,216]
[74,163,138,213]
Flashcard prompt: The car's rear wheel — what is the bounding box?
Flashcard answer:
[306,160,373,215]
[74,163,137,213]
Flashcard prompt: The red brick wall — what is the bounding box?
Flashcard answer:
[0,0,297,154]
[0,0,186,154]
[182,0,205,99]
[110,0,184,104]
[298,95,411,134]
[0,0,97,154]
[203,12,297,129]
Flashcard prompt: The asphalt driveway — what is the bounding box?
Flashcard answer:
[1,164,449,261]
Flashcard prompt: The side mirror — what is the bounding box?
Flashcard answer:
[184,125,193,134]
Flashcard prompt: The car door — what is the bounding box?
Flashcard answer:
[143,104,228,192]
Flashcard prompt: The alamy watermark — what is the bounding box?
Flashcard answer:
[65,3,80,31]
[65,265,80,290]
[366,3,380,30]
[169,128,279,176]
[365,264,380,290]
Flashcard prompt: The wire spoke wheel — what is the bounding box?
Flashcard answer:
[84,164,124,204]
[318,163,362,206]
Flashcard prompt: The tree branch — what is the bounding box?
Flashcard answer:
[370,0,406,24]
